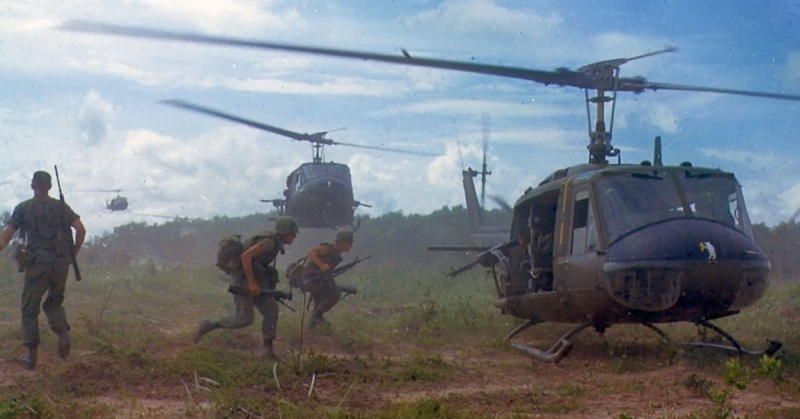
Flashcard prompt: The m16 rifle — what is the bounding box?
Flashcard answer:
[294,256,371,291]
[54,166,81,282]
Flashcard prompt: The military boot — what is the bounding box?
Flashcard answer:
[308,313,328,329]
[262,338,281,362]
[18,345,37,370]
[58,332,71,360]
[193,320,220,344]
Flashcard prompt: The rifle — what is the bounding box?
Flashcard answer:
[228,286,293,301]
[296,256,371,288]
[446,239,517,278]
[54,166,81,282]
[228,286,295,311]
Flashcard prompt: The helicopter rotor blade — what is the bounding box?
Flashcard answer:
[161,99,335,145]
[60,21,800,101]
[632,81,800,101]
[332,140,439,157]
[490,195,513,212]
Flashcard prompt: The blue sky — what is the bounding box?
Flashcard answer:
[1,0,799,237]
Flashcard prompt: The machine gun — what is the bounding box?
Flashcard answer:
[54,166,81,282]
[446,239,518,278]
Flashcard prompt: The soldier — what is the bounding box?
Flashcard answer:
[0,171,86,370]
[301,229,354,328]
[193,216,298,361]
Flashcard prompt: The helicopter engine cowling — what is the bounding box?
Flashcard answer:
[602,218,770,322]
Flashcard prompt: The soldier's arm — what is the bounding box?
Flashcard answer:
[241,238,275,297]
[0,224,17,252]
[72,218,86,256]
[306,244,332,272]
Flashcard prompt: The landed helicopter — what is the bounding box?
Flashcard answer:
[61,21,800,363]
[79,188,129,212]
[161,99,436,229]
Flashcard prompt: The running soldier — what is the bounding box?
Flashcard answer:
[297,229,354,328]
[0,171,86,370]
[193,216,298,361]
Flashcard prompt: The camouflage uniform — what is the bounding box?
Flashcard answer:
[194,231,290,359]
[300,242,343,325]
[9,195,79,354]
[218,233,283,341]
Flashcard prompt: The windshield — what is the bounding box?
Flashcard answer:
[679,172,752,236]
[300,164,352,183]
[596,171,752,243]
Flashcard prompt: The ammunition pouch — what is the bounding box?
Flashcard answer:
[14,244,32,272]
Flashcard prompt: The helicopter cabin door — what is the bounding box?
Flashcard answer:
[552,186,601,293]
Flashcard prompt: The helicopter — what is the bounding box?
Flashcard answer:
[160,99,436,229]
[429,114,510,252]
[79,188,129,211]
[60,21,800,362]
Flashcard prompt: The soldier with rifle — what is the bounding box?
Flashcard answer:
[289,229,362,328]
[193,216,298,361]
[0,170,86,370]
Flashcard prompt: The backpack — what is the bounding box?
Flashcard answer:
[216,235,244,273]
[286,256,308,288]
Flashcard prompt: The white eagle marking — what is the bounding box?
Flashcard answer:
[699,241,717,260]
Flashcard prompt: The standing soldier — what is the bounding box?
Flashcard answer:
[193,216,298,361]
[301,229,354,328]
[0,171,86,370]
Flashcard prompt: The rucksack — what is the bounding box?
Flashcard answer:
[286,256,308,288]
[216,235,244,273]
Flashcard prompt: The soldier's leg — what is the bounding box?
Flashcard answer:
[217,295,255,329]
[255,295,279,360]
[19,264,50,369]
[42,259,71,359]
[310,280,341,326]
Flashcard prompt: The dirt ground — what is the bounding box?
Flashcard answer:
[1,320,798,419]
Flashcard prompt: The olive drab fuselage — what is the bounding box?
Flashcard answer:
[496,162,770,327]
[280,162,357,229]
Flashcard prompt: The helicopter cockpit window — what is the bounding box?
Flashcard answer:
[680,173,752,237]
[299,164,352,183]
[571,190,599,254]
[596,173,683,243]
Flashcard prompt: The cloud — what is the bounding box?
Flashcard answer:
[405,0,562,39]
[77,90,113,144]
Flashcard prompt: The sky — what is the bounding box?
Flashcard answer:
[1,0,799,238]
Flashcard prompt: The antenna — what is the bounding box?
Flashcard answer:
[453,117,464,170]
[654,136,663,166]
[480,112,492,208]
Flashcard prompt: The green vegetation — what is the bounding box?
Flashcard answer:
[1,210,800,418]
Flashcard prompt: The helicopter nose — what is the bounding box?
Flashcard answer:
[602,218,770,316]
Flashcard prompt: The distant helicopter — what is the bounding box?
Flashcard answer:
[80,188,129,212]
[61,21,800,362]
[161,99,436,229]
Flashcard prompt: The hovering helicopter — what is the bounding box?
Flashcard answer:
[80,188,129,212]
[160,99,436,229]
[61,21,800,363]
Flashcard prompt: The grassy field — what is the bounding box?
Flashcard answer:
[1,261,800,418]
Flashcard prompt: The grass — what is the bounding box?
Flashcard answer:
[2,258,800,418]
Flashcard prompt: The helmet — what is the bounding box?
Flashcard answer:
[334,229,354,244]
[31,170,52,189]
[274,216,299,235]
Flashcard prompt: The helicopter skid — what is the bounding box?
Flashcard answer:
[682,320,782,357]
[504,321,591,363]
